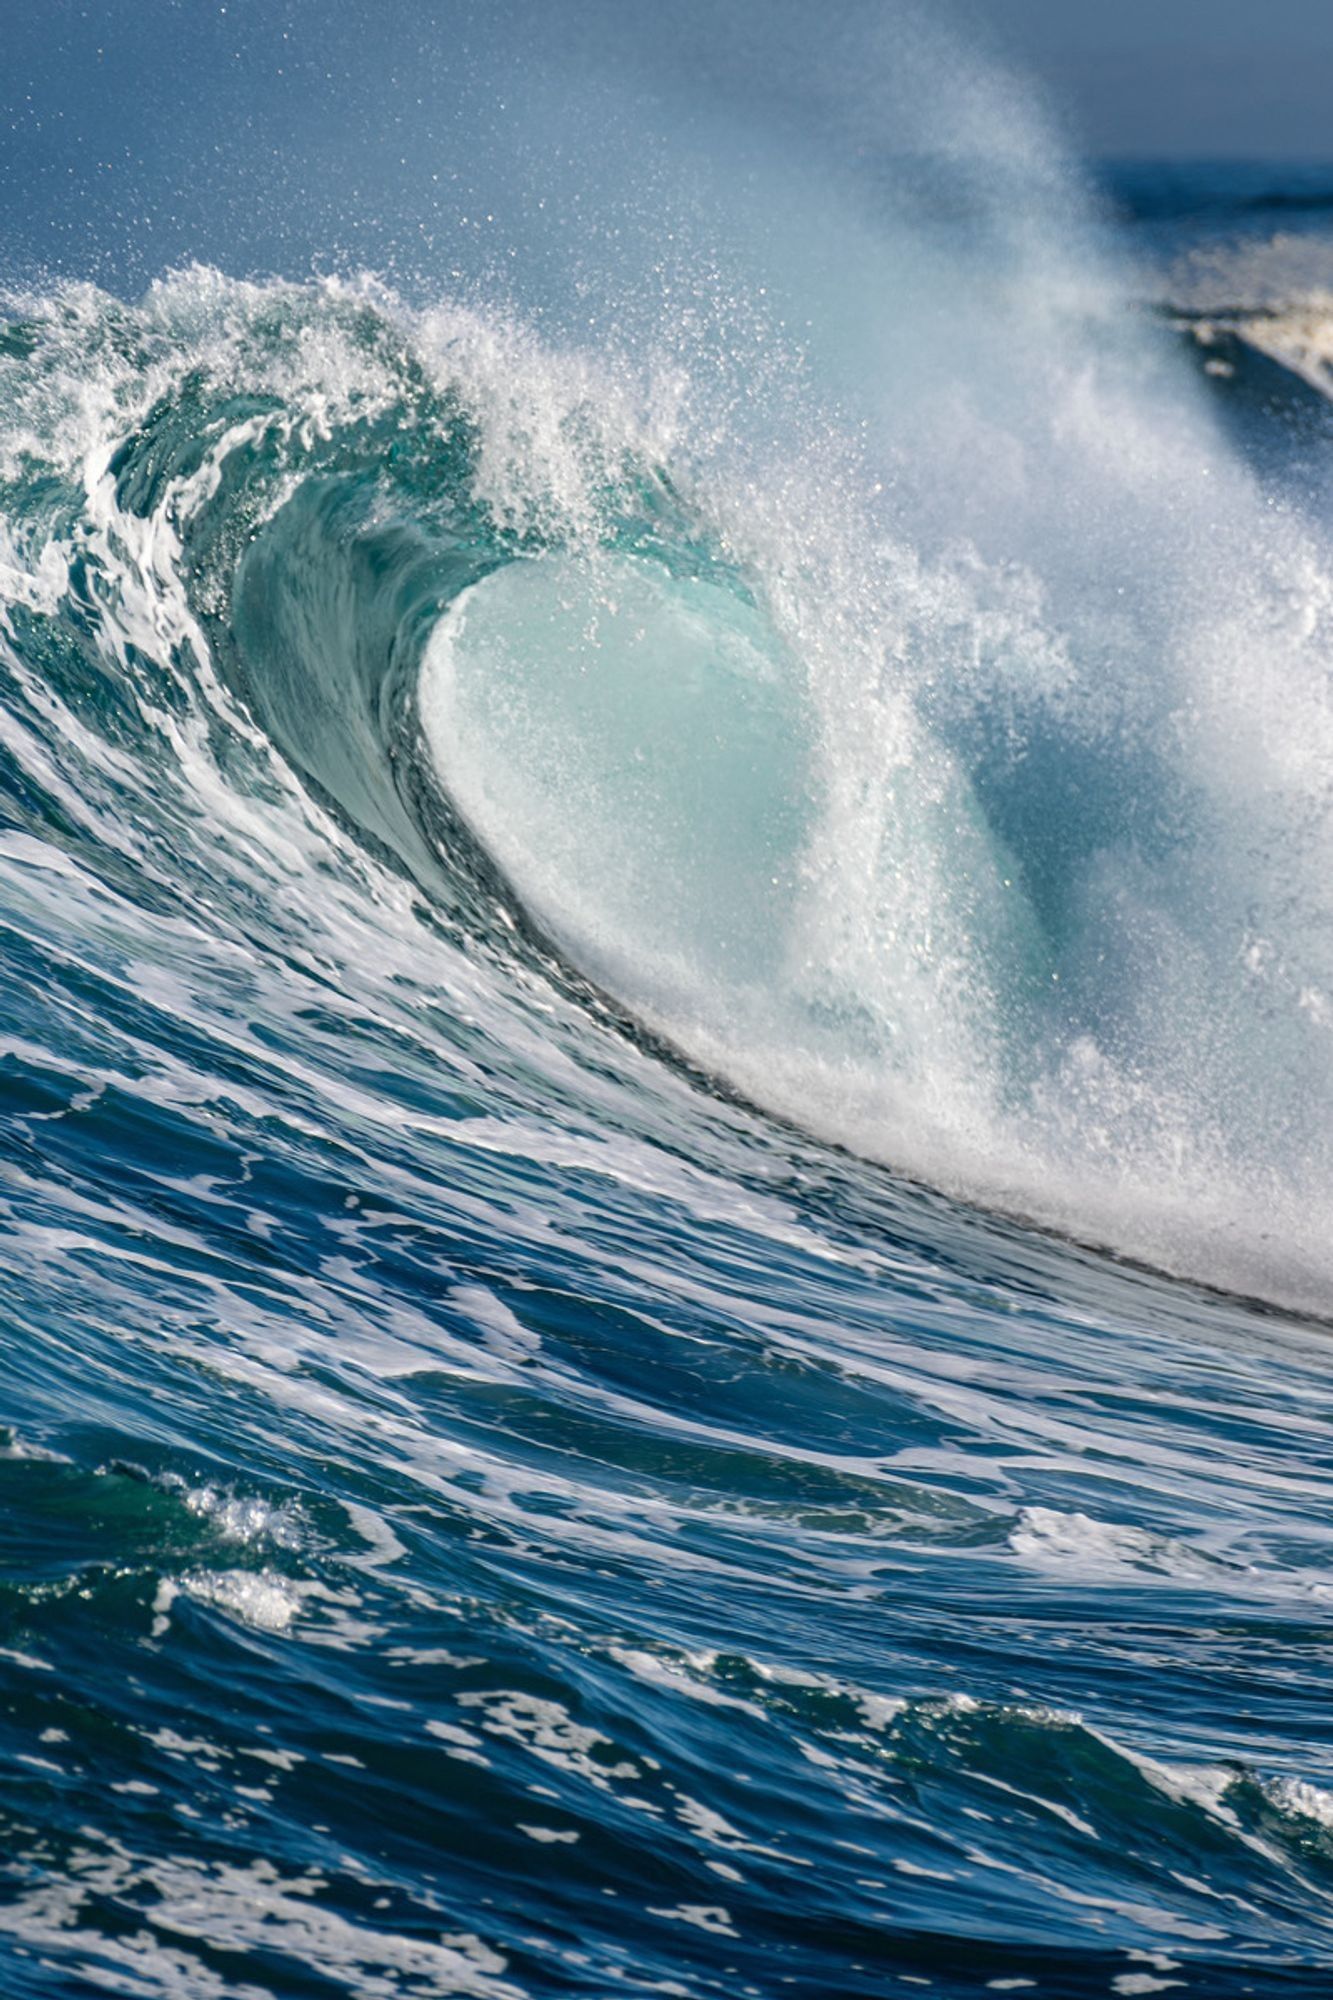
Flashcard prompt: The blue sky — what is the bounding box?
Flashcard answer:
[969,0,1333,158]
[1,2,1330,290]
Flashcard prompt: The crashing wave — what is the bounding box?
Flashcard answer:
[2,257,1333,1313]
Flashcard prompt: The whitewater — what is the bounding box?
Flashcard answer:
[4,4,1333,1995]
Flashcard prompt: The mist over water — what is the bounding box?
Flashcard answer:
[5,5,1333,1998]
[396,6,1333,1312]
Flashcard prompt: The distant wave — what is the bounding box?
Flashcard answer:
[1107,161,1333,223]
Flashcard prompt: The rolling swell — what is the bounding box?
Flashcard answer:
[3,249,1333,1998]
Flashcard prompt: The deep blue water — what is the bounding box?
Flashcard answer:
[5,20,1333,1996]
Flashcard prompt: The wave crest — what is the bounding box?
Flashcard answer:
[3,259,1333,1311]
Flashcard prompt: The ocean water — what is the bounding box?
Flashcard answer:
[5,13,1333,1997]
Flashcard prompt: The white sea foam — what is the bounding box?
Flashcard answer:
[0,1848,523,1997]
[1007,1507,1227,1585]
[176,1480,303,1548]
[176,1569,305,1634]
[1265,1775,1333,1830]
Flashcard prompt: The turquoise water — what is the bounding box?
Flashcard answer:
[4,26,1333,1993]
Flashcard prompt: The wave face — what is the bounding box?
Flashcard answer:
[5,10,1333,1996]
